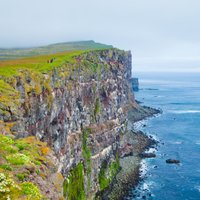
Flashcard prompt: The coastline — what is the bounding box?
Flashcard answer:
[101,104,161,200]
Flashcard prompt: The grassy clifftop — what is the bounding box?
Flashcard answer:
[0,50,85,77]
[0,40,113,61]
[0,40,113,77]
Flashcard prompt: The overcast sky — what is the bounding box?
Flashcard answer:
[1,0,200,72]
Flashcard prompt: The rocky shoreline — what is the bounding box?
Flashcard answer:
[101,104,161,200]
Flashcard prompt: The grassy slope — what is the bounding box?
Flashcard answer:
[0,40,113,60]
[0,50,85,77]
[0,41,112,77]
[0,41,112,103]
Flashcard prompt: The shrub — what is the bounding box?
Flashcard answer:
[16,173,27,181]
[21,182,42,200]
[2,145,18,154]
[0,164,12,171]
[0,135,14,145]
[6,153,30,165]
[98,156,120,191]
[15,141,29,151]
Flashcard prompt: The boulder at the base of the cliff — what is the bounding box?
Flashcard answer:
[166,159,180,164]
[140,153,156,158]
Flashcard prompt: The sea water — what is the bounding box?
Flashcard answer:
[128,72,200,200]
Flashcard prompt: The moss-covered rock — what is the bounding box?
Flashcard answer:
[98,155,120,191]
[63,163,86,200]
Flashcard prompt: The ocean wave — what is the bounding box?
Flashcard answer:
[140,160,148,178]
[141,182,150,191]
[168,110,200,114]
[170,102,200,105]
[132,119,148,130]
[194,185,200,192]
[169,141,183,145]
[195,140,200,145]
[145,147,156,153]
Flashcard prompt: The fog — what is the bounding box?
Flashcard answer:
[1,0,200,72]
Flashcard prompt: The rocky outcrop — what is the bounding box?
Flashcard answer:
[0,48,134,199]
[166,159,180,164]
[131,78,139,91]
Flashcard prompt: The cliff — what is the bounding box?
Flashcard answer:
[0,48,135,199]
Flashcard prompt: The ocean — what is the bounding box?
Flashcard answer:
[128,72,200,200]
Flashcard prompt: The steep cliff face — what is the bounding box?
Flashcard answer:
[0,48,133,199]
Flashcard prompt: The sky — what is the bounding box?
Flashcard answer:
[1,0,200,72]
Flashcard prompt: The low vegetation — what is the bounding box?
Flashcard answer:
[63,163,86,200]
[82,128,92,190]
[0,134,55,199]
[98,155,120,191]
[0,50,84,77]
[0,40,113,60]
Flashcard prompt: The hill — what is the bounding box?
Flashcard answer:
[0,40,113,60]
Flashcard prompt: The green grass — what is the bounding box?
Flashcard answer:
[82,128,92,176]
[0,164,12,171]
[21,182,42,199]
[98,155,120,191]
[0,134,55,199]
[82,128,92,189]
[63,163,86,200]
[0,134,49,168]
[0,40,113,60]
[6,153,30,165]
[0,50,85,77]
[94,98,101,119]
[16,173,28,181]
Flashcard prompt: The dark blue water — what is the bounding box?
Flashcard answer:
[130,72,200,200]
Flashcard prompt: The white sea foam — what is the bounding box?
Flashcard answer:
[141,182,150,191]
[195,140,200,145]
[155,95,164,98]
[140,160,148,178]
[149,134,159,141]
[170,141,183,145]
[133,119,148,130]
[145,147,156,154]
[168,110,200,114]
[139,181,156,194]
[195,185,200,192]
